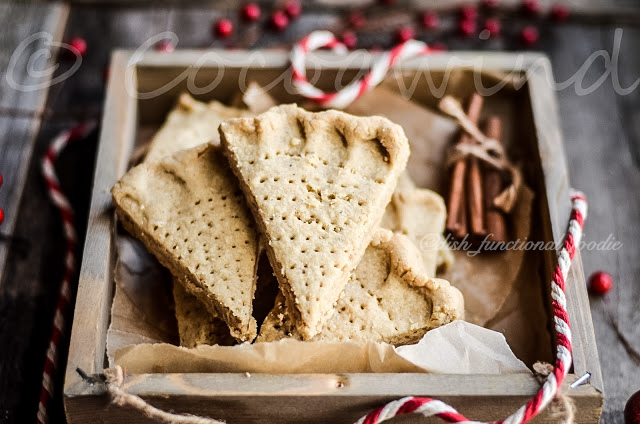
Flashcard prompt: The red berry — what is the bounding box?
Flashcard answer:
[483,18,501,38]
[214,18,234,38]
[550,3,570,22]
[341,31,358,50]
[420,12,439,30]
[521,0,540,16]
[459,19,477,38]
[625,390,640,424]
[348,11,366,28]
[430,42,447,52]
[459,5,477,20]
[482,0,499,9]
[520,26,539,46]
[0,172,3,187]
[588,271,613,296]
[154,40,175,53]
[284,0,302,20]
[395,26,414,43]
[270,11,289,31]
[0,208,4,226]
[68,37,87,57]
[241,3,261,22]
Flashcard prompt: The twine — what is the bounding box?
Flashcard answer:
[533,362,575,424]
[104,366,224,424]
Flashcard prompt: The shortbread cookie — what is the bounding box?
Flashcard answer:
[220,104,410,339]
[172,279,236,348]
[382,173,453,275]
[143,95,252,342]
[257,229,464,345]
[144,93,251,163]
[112,143,259,342]
[381,188,447,277]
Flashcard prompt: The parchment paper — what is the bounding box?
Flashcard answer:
[116,321,529,374]
[108,219,529,375]
[107,84,546,373]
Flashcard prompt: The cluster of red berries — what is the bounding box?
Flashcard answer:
[455,0,569,46]
[213,1,302,40]
[361,0,571,49]
[67,1,576,57]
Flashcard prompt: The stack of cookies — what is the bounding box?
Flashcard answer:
[111,94,464,348]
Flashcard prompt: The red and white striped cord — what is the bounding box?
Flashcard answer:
[291,31,433,109]
[291,31,588,424]
[37,122,96,424]
[353,191,586,424]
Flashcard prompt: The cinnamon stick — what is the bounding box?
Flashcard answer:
[482,116,507,245]
[467,156,485,237]
[446,93,484,239]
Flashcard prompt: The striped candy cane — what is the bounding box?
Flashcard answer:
[37,122,96,424]
[291,30,433,109]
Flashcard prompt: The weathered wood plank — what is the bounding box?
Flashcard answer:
[0,3,69,285]
[0,4,70,423]
[547,23,640,424]
[67,0,640,21]
[66,373,601,424]
[64,51,138,393]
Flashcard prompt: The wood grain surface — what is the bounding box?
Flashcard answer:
[0,4,638,424]
[546,23,640,424]
[0,4,70,423]
[0,3,68,284]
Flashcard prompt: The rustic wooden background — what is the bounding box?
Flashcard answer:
[0,1,639,424]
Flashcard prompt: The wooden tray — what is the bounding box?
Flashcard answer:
[64,50,603,423]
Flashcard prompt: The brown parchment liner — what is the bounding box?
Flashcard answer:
[107,84,551,373]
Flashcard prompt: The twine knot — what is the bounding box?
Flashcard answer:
[104,366,224,424]
[438,95,521,213]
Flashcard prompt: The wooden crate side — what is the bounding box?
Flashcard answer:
[65,373,602,424]
[526,58,603,394]
[64,50,138,393]
[65,50,603,422]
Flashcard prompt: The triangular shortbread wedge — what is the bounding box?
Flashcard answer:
[220,104,410,339]
[381,174,453,275]
[257,229,464,345]
[112,143,259,342]
[142,94,252,346]
[144,93,252,163]
[381,188,447,277]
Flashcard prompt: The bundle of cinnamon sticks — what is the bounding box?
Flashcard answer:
[445,93,507,247]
